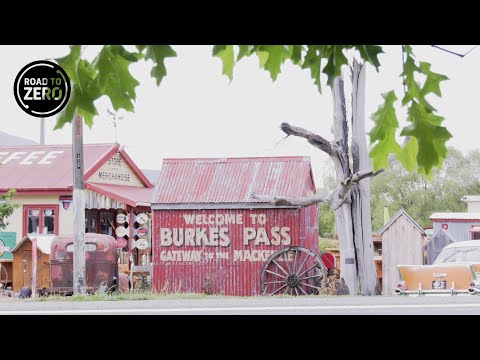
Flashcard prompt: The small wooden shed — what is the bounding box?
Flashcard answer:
[377,209,426,296]
[424,229,455,265]
[11,236,53,292]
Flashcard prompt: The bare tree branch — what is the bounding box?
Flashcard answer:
[348,169,385,185]
[251,193,329,207]
[280,123,332,156]
[252,169,384,210]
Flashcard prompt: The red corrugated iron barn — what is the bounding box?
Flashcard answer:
[0,143,154,291]
[152,156,319,296]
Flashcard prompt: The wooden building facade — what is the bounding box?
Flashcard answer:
[378,209,426,296]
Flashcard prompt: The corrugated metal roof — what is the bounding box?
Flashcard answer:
[430,212,480,220]
[85,182,153,207]
[153,156,315,206]
[0,144,116,191]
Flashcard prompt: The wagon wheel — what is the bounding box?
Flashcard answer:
[261,246,327,296]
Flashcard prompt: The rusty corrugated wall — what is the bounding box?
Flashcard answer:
[153,206,318,296]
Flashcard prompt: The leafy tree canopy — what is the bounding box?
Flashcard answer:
[54,45,450,176]
[0,189,19,231]
[370,147,480,230]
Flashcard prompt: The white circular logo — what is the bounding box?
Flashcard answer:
[116,214,128,224]
[136,213,148,225]
[136,238,149,250]
[115,226,127,237]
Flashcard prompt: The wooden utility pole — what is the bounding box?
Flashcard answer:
[31,237,37,298]
[72,114,86,294]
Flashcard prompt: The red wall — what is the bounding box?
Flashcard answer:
[152,206,318,296]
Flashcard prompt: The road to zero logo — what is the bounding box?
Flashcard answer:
[14,60,71,117]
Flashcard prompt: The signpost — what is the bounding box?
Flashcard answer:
[72,114,86,295]
[31,237,37,298]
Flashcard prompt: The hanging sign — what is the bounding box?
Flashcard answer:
[116,213,128,224]
[136,227,148,238]
[115,226,127,237]
[136,213,148,225]
[136,238,149,250]
[0,233,16,260]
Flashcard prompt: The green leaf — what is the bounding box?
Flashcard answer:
[354,45,383,70]
[302,45,322,92]
[259,45,293,81]
[368,91,401,170]
[145,45,177,86]
[237,45,252,61]
[322,46,349,87]
[55,45,82,90]
[401,52,421,106]
[93,45,140,112]
[135,45,147,53]
[396,136,419,172]
[419,61,449,97]
[370,130,401,170]
[117,46,143,62]
[213,45,235,81]
[369,91,399,142]
[256,50,269,69]
[55,59,99,129]
[403,45,413,55]
[291,45,304,65]
[400,102,452,175]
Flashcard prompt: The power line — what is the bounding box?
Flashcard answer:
[431,45,479,58]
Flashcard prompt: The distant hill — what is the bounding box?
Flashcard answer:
[141,169,161,185]
[0,131,37,146]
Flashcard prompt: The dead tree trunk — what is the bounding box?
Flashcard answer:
[350,60,379,295]
[253,60,382,295]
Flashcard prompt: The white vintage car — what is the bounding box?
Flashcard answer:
[395,240,480,295]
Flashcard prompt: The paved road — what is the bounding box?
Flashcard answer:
[1,295,480,314]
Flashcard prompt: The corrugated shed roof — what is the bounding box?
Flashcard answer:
[85,182,153,207]
[0,144,116,191]
[377,208,426,236]
[430,212,480,220]
[153,156,315,206]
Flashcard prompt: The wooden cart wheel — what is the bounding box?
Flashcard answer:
[261,246,327,296]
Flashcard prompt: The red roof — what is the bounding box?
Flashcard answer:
[85,182,154,208]
[152,156,315,207]
[0,143,153,192]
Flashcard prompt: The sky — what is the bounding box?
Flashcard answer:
[1,45,479,187]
